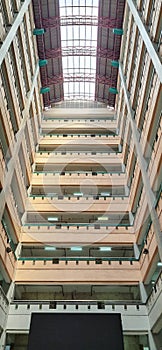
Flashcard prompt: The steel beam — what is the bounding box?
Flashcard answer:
[44,48,61,59]
[42,16,124,28]
[62,47,96,56]
[127,0,162,83]
[97,48,120,59]
[119,63,162,261]
[45,74,98,85]
[32,0,42,27]
[96,75,117,85]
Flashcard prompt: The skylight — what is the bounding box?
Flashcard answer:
[60,0,99,101]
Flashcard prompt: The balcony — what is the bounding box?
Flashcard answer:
[6,300,148,333]
[41,124,117,134]
[21,224,135,245]
[26,196,130,215]
[38,134,121,152]
[31,173,126,190]
[15,258,140,284]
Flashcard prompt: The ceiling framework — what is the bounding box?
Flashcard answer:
[95,0,125,106]
[32,0,63,107]
[32,0,125,107]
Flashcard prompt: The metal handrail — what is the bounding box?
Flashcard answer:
[29,194,127,199]
[36,151,122,155]
[18,256,138,262]
[10,299,144,306]
[41,132,116,136]
[33,170,124,174]
[23,222,131,227]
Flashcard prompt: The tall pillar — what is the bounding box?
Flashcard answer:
[139,282,148,303]
[0,330,6,350]
[148,331,158,350]
[133,243,140,259]
[119,63,162,262]
[7,282,15,302]
[127,0,162,83]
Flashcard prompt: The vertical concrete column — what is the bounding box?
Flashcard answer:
[139,282,148,303]
[127,0,162,83]
[0,330,6,350]
[0,62,39,222]
[15,243,22,259]
[0,0,31,66]
[133,243,140,259]
[7,282,15,302]
[119,63,162,262]
[148,331,158,350]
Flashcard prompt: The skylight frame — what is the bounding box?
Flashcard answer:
[60,0,99,101]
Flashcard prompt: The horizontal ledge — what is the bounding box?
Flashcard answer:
[32,171,124,174]
[29,195,128,199]
[10,300,144,306]
[23,223,132,227]
[18,257,138,262]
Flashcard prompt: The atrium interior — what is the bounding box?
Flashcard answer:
[0,0,161,349]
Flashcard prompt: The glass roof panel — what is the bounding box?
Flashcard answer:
[60,0,99,100]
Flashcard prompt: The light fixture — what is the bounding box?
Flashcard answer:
[47,193,57,196]
[157,262,162,267]
[100,192,110,196]
[44,246,56,251]
[6,247,12,253]
[97,216,109,221]
[143,248,149,254]
[73,192,83,196]
[70,247,82,251]
[99,247,112,252]
[47,217,58,221]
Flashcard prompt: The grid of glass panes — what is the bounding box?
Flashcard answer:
[60,0,99,100]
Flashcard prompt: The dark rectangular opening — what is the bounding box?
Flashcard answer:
[28,313,124,350]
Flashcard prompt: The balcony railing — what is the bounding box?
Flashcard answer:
[18,256,138,263]
[36,150,122,155]
[24,221,131,228]
[32,170,125,175]
[29,194,127,199]
[10,299,143,308]
[42,117,116,122]
[40,133,117,137]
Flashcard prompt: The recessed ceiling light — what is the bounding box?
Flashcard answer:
[157,262,162,267]
[70,247,82,251]
[97,216,109,221]
[73,192,83,196]
[44,246,56,251]
[99,247,112,251]
[47,217,58,221]
[47,193,57,196]
[100,192,110,196]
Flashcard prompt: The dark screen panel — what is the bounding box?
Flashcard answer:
[28,313,124,350]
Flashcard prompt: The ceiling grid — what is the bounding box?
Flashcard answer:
[32,0,125,107]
